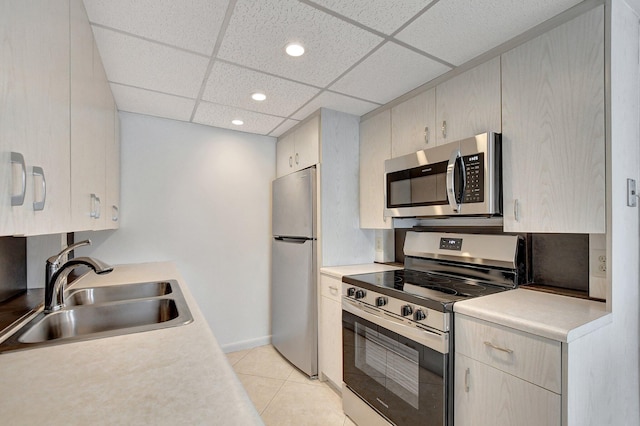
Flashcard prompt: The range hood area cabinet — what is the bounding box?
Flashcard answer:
[360,57,501,229]
[0,0,120,237]
[502,6,605,234]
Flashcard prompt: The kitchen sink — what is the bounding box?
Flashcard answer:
[0,280,193,353]
[66,281,173,306]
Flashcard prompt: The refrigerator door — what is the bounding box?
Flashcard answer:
[271,237,317,377]
[272,167,316,238]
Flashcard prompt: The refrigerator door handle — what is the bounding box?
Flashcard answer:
[275,237,310,243]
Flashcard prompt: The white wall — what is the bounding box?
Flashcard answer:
[76,112,276,351]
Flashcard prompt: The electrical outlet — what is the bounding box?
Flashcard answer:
[591,249,607,278]
[375,236,382,251]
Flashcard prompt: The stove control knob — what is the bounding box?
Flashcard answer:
[354,289,366,300]
[376,297,388,307]
[414,310,426,321]
[347,287,356,297]
[401,305,413,317]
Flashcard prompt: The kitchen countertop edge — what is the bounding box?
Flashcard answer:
[320,263,402,278]
[454,288,612,343]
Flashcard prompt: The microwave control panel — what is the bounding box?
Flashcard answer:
[463,153,484,203]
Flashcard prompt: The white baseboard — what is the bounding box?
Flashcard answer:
[220,335,272,353]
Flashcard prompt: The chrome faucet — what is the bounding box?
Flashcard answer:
[44,240,113,313]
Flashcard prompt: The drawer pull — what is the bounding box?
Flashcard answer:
[484,341,513,354]
[464,368,470,392]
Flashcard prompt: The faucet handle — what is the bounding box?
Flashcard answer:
[47,239,91,266]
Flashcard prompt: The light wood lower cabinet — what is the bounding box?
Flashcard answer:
[455,314,562,426]
[319,273,342,388]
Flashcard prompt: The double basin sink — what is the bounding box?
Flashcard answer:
[0,280,193,353]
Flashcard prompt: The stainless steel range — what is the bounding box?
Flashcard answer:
[341,231,526,426]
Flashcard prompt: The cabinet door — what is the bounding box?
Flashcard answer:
[276,132,295,178]
[501,7,605,233]
[105,107,120,229]
[455,354,561,426]
[435,57,501,144]
[0,0,71,236]
[391,89,436,157]
[360,110,392,229]
[70,0,107,231]
[319,274,342,387]
[294,115,319,171]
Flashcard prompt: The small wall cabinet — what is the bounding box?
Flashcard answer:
[501,6,605,233]
[359,110,392,229]
[435,57,502,145]
[391,88,437,157]
[276,115,320,178]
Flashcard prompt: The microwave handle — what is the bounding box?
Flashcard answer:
[446,149,465,212]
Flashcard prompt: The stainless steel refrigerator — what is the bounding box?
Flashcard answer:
[271,166,317,377]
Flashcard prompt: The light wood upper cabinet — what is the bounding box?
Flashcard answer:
[359,110,392,229]
[70,0,119,232]
[106,108,121,229]
[436,57,502,144]
[0,0,71,236]
[391,88,436,157]
[276,115,320,177]
[501,6,605,233]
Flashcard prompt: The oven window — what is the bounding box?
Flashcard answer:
[343,310,448,426]
[355,322,420,409]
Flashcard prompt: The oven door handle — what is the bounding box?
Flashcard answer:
[342,298,448,354]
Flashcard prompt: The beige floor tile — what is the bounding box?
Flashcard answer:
[225,347,253,366]
[233,345,294,380]
[236,373,285,414]
[286,367,325,387]
[261,381,346,426]
[343,416,357,426]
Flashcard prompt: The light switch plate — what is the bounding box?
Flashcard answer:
[628,178,637,207]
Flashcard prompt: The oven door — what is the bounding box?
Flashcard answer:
[342,299,450,426]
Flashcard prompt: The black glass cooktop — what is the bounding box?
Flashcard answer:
[342,269,508,306]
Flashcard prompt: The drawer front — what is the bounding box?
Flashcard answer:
[320,274,342,302]
[455,314,561,393]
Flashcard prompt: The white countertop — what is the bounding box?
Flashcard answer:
[320,263,402,278]
[454,288,612,343]
[0,262,263,425]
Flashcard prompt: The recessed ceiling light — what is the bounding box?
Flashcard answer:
[285,43,305,57]
[231,119,244,126]
[251,92,266,101]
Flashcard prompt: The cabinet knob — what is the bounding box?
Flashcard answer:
[441,120,447,138]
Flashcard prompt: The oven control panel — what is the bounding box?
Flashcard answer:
[343,285,449,332]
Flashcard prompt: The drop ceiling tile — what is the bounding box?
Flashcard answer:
[291,91,379,120]
[83,0,227,55]
[217,0,383,87]
[395,0,582,66]
[309,0,429,35]
[110,83,195,122]
[269,119,301,137]
[193,101,285,135]
[92,26,210,98]
[202,62,320,117]
[330,42,451,104]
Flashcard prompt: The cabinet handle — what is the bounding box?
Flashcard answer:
[424,126,430,144]
[484,341,514,354]
[90,193,101,219]
[329,285,339,294]
[513,199,520,222]
[32,166,46,211]
[10,152,26,206]
[295,153,299,165]
[441,120,447,139]
[464,368,470,392]
[289,156,293,167]
[112,205,119,222]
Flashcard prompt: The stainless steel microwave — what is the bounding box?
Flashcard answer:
[384,132,502,218]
